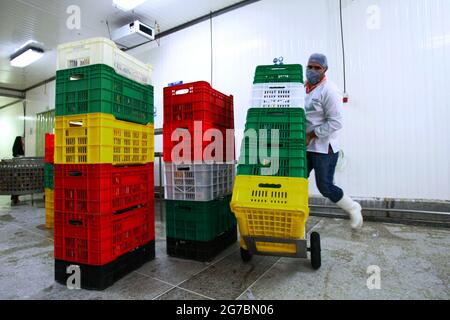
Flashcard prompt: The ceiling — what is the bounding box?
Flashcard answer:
[0,0,244,91]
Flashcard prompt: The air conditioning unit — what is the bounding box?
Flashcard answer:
[112,20,155,48]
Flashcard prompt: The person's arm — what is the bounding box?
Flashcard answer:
[306,131,317,145]
[313,85,343,138]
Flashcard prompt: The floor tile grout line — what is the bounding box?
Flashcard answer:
[132,245,239,289]
[174,246,240,287]
[235,257,282,301]
[9,222,54,242]
[134,271,175,287]
[234,219,324,300]
[132,271,177,300]
[151,286,178,300]
[134,271,215,300]
[172,286,215,300]
[134,246,239,299]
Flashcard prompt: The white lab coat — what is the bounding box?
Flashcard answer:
[305,79,343,154]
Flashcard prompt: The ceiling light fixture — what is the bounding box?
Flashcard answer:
[113,0,147,11]
[10,45,44,68]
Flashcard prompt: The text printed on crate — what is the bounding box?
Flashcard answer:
[171,121,280,174]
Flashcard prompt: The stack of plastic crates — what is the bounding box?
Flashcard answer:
[231,64,321,269]
[44,133,55,229]
[163,81,237,262]
[53,37,155,290]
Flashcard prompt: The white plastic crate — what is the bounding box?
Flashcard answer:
[251,82,305,108]
[164,163,235,201]
[57,37,153,85]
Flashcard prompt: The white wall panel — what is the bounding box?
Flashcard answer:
[211,0,334,141]
[131,20,212,155]
[210,0,339,198]
[24,81,55,157]
[0,102,24,159]
[331,0,450,200]
[19,0,447,200]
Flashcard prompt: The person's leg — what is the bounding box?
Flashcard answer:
[309,151,343,203]
[11,195,19,205]
[325,151,343,201]
[310,150,363,229]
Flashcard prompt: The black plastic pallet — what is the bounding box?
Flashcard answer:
[55,240,155,291]
[167,226,237,262]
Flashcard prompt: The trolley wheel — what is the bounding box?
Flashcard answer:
[240,247,252,263]
[310,232,321,270]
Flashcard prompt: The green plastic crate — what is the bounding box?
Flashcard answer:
[56,64,154,125]
[44,163,54,189]
[238,147,307,178]
[245,109,306,143]
[253,64,304,84]
[237,164,307,178]
[165,195,236,242]
[239,107,307,177]
[244,123,306,143]
[244,108,307,151]
[246,107,305,123]
[240,140,306,158]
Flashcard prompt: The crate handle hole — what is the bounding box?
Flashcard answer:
[69,220,83,226]
[68,171,82,177]
[69,121,83,127]
[175,205,192,211]
[258,183,282,189]
[268,86,286,89]
[266,111,285,116]
[69,74,84,81]
[175,89,189,95]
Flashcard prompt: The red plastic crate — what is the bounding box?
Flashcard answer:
[54,163,154,215]
[163,120,235,162]
[45,133,54,164]
[164,81,234,129]
[54,204,154,265]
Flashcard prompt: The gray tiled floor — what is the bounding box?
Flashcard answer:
[155,287,211,300]
[0,195,449,300]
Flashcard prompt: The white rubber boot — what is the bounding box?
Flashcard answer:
[336,195,363,229]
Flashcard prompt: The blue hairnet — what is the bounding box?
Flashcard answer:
[308,53,328,70]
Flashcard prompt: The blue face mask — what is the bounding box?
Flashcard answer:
[306,69,322,85]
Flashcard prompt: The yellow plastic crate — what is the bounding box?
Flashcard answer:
[230,175,309,254]
[55,113,154,165]
[45,188,54,229]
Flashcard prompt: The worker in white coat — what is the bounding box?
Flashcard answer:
[304,53,363,229]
